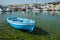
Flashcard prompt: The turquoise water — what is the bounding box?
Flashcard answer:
[0,11,60,40]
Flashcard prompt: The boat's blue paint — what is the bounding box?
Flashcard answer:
[7,16,35,32]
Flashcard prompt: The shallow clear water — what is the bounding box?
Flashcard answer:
[0,11,60,40]
[0,11,60,25]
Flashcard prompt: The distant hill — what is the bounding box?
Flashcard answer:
[48,2,60,5]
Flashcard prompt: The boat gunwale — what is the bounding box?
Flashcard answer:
[7,17,35,25]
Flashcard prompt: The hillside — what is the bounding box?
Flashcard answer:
[48,2,60,5]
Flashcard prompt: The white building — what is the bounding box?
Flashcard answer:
[55,4,60,10]
[41,4,50,10]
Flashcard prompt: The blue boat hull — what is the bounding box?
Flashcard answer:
[9,23,35,32]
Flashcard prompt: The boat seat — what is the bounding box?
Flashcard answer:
[12,19,23,23]
[19,20,23,22]
[9,17,17,20]
[12,19,19,21]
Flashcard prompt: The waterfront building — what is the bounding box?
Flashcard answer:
[55,4,60,11]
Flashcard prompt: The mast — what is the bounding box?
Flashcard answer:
[36,0,37,8]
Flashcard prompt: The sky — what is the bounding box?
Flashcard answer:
[0,0,60,5]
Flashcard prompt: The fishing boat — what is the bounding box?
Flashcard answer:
[7,16,35,32]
